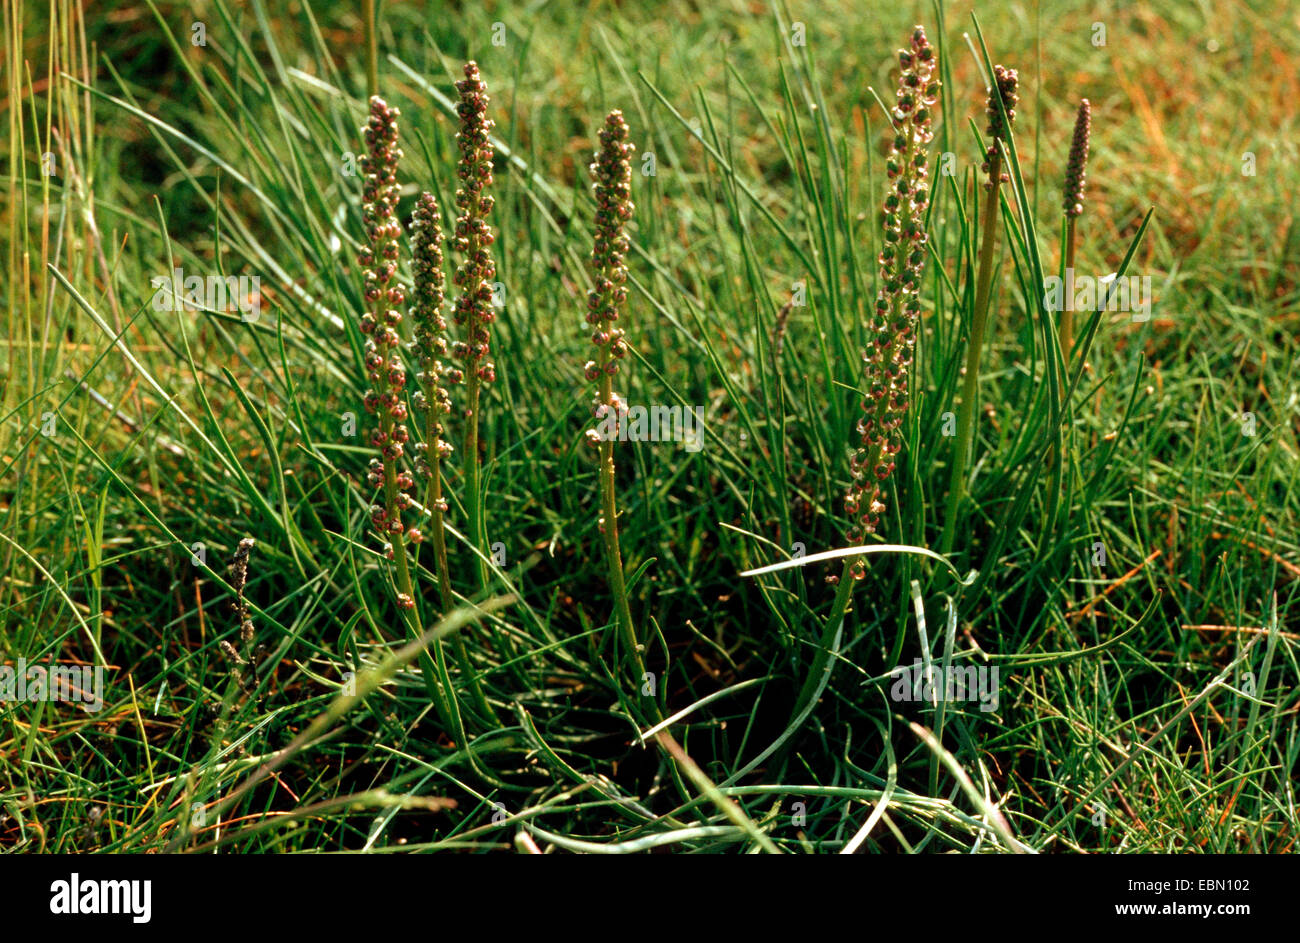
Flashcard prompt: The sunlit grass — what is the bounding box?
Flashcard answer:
[1,0,1297,853]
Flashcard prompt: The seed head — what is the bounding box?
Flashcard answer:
[1063,99,1091,217]
[229,537,256,644]
[357,96,413,543]
[410,192,454,478]
[585,109,635,404]
[451,62,497,385]
[981,65,1019,190]
[845,26,939,545]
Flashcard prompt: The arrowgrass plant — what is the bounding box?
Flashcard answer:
[844,26,940,556]
[940,63,1019,554]
[408,189,491,725]
[355,95,459,729]
[448,62,499,595]
[409,191,453,613]
[219,537,259,702]
[795,25,939,717]
[581,110,648,688]
[356,96,420,613]
[1060,98,1091,362]
[229,536,256,648]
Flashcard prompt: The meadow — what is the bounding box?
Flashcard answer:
[2,0,1298,853]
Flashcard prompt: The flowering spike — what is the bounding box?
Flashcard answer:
[981,65,1019,190]
[451,61,497,386]
[410,192,453,475]
[358,96,413,545]
[450,62,499,595]
[229,537,256,645]
[582,109,647,681]
[939,63,1019,552]
[1063,99,1091,217]
[845,26,939,551]
[586,110,635,410]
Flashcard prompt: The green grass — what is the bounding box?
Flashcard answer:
[2,0,1298,853]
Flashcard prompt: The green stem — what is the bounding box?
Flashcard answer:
[423,461,455,615]
[1061,216,1077,364]
[597,377,650,700]
[362,0,378,99]
[379,454,501,779]
[371,279,450,728]
[940,154,1003,554]
[422,427,494,724]
[378,419,450,725]
[463,375,488,592]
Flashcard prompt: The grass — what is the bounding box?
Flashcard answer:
[1,0,1298,853]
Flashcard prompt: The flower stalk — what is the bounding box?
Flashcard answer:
[409,192,455,612]
[449,62,498,595]
[221,537,260,702]
[797,27,938,715]
[357,96,419,613]
[940,64,1018,554]
[843,26,939,562]
[410,189,494,723]
[356,96,451,721]
[582,110,647,684]
[1060,98,1091,362]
